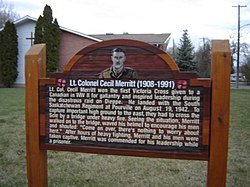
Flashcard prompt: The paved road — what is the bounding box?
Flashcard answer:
[230,83,250,90]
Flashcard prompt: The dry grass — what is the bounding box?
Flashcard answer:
[0,88,249,186]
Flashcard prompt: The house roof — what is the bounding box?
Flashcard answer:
[4,15,171,45]
[14,15,37,25]
[59,26,102,42]
[12,15,101,42]
[91,33,171,44]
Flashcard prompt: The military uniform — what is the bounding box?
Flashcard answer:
[99,67,137,79]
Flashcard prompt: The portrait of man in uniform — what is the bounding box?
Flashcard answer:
[99,48,137,79]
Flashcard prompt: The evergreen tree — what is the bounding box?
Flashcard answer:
[34,4,60,76]
[195,41,211,78]
[34,15,44,43]
[176,30,196,71]
[51,18,60,69]
[0,21,18,87]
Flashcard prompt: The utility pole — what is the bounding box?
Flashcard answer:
[232,5,247,88]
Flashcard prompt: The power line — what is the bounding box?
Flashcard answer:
[232,4,247,88]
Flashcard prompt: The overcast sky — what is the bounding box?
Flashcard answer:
[9,0,250,48]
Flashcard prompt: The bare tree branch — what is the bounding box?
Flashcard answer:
[0,0,20,28]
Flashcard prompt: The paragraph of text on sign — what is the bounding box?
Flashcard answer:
[46,79,202,150]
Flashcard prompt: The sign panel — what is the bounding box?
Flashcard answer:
[39,39,211,160]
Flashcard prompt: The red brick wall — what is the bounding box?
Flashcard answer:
[59,31,97,71]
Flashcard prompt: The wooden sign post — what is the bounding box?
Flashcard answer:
[25,40,230,187]
[207,40,231,187]
[25,44,48,187]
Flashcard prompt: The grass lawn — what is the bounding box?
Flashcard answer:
[0,88,249,187]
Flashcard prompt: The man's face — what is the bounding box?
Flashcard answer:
[111,52,126,70]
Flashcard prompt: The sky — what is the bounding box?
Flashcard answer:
[8,0,250,48]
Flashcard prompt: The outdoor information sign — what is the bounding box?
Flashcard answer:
[39,39,210,160]
[25,39,231,187]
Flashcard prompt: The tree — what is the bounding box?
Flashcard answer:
[195,40,211,78]
[230,41,237,74]
[34,15,44,43]
[240,43,250,85]
[230,40,250,75]
[0,30,3,83]
[230,57,235,74]
[0,20,18,87]
[241,57,250,85]
[0,0,19,28]
[34,4,60,76]
[176,30,196,71]
[51,18,60,68]
[166,39,177,61]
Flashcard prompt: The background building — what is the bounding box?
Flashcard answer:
[1,15,170,86]
[91,33,170,51]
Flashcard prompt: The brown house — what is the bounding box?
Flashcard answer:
[91,33,170,51]
[59,32,171,71]
[58,27,101,71]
